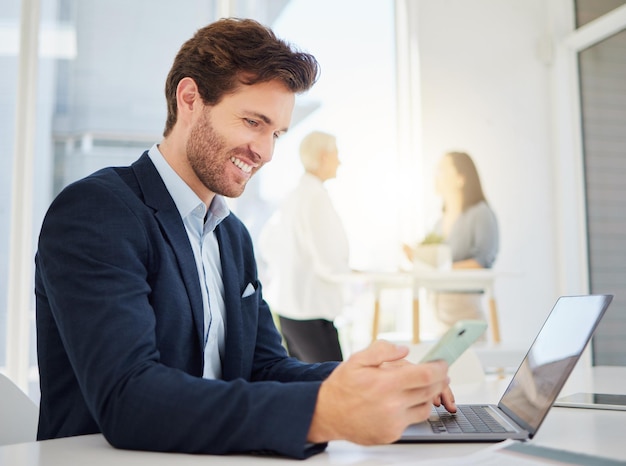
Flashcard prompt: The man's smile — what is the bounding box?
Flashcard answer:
[230,156,253,174]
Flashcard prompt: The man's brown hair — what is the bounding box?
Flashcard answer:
[163,17,320,136]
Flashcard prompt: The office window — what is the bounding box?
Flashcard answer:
[576,0,626,27]
[579,26,626,365]
[2,0,223,396]
[0,0,21,374]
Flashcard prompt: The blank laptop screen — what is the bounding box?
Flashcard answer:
[497,295,611,436]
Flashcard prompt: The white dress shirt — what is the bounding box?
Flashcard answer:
[260,173,350,321]
[148,145,229,379]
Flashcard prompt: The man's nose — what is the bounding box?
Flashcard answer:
[250,134,275,164]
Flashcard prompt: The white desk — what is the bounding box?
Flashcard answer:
[3,366,625,465]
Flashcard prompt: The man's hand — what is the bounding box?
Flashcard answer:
[307,340,454,445]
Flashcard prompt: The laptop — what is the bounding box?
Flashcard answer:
[399,294,613,442]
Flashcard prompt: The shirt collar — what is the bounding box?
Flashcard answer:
[147,144,230,230]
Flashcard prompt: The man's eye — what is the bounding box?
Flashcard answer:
[245,118,258,127]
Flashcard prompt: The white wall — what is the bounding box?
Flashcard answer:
[411,0,578,347]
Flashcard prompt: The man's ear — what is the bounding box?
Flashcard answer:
[176,77,201,121]
[319,150,331,167]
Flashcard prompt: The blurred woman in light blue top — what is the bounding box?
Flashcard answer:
[433,151,498,269]
[405,151,499,336]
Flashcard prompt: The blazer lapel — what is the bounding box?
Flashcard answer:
[216,224,245,378]
[131,153,205,354]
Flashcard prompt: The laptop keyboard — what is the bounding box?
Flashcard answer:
[428,405,508,433]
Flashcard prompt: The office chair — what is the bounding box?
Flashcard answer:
[0,373,39,446]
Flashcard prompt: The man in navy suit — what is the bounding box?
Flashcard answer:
[35,18,455,458]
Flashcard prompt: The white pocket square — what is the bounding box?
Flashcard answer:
[242,282,256,298]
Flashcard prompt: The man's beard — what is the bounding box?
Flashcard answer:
[186,111,251,198]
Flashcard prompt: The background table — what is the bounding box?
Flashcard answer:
[335,269,499,345]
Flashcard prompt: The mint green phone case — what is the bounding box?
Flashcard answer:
[419,320,488,366]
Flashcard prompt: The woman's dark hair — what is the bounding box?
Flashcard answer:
[163,18,320,136]
[446,151,487,210]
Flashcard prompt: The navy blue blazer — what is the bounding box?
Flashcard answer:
[35,152,337,458]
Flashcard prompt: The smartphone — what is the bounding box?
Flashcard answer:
[419,320,488,366]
